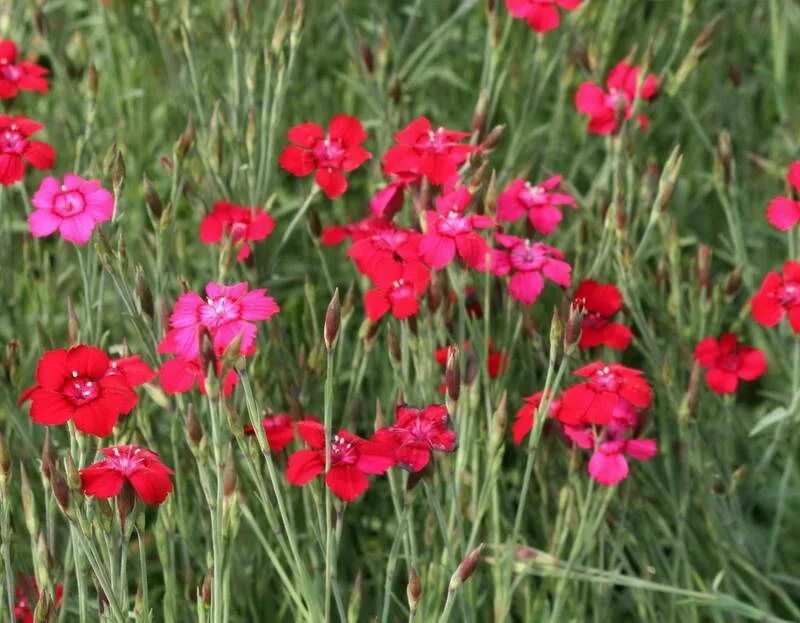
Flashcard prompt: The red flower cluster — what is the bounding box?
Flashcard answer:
[19,346,154,437]
[287,404,456,501]
[199,201,275,261]
[575,61,658,135]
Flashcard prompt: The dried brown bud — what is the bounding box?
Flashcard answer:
[202,572,212,606]
[697,245,712,296]
[199,327,217,377]
[360,42,374,74]
[176,114,196,160]
[479,124,506,151]
[41,430,54,481]
[135,267,154,319]
[307,207,322,238]
[324,289,341,351]
[564,301,584,351]
[464,344,479,386]
[51,468,70,514]
[87,63,98,98]
[117,481,136,527]
[450,544,485,591]
[407,567,421,611]
[725,266,743,297]
[387,325,401,362]
[445,346,460,402]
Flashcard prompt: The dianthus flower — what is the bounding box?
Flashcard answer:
[490,233,571,305]
[496,175,576,235]
[80,445,174,505]
[199,202,275,261]
[694,333,767,394]
[573,279,632,350]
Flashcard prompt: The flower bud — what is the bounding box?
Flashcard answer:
[176,114,196,160]
[472,90,489,137]
[563,302,584,352]
[724,266,743,297]
[87,62,98,99]
[117,481,136,528]
[445,346,460,403]
[223,446,237,498]
[33,590,52,623]
[51,468,70,515]
[185,405,204,447]
[479,124,506,151]
[199,327,217,378]
[0,433,9,493]
[697,245,712,297]
[407,567,421,612]
[20,465,39,537]
[143,175,164,219]
[324,289,341,351]
[449,544,485,591]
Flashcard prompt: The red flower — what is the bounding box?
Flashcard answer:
[107,355,156,386]
[765,161,800,230]
[370,179,408,219]
[496,176,576,235]
[751,261,800,332]
[19,346,141,437]
[14,575,63,623]
[419,183,495,269]
[373,404,456,472]
[158,282,279,361]
[278,115,371,199]
[286,418,395,501]
[80,445,174,505]
[575,61,658,135]
[511,391,562,445]
[243,413,296,451]
[490,233,571,305]
[158,355,239,397]
[694,333,767,394]
[364,258,430,321]
[382,117,479,186]
[348,226,422,279]
[505,0,583,33]
[0,115,55,185]
[558,362,653,426]
[199,202,275,261]
[321,216,392,246]
[0,40,49,99]
[573,279,633,350]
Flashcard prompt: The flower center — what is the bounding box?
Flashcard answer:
[778,282,800,306]
[228,221,248,241]
[0,128,26,154]
[53,189,86,217]
[422,128,450,154]
[717,352,740,372]
[330,434,358,466]
[110,447,144,475]
[389,280,413,302]
[590,367,620,392]
[583,311,607,329]
[0,63,23,83]
[202,296,241,327]
[509,241,545,271]
[62,372,100,406]
[312,137,345,167]
[520,183,547,207]
[604,88,627,110]
[436,211,470,236]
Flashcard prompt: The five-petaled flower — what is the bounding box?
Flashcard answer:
[348,226,422,280]
[158,282,279,361]
[573,279,633,350]
[80,445,174,505]
[382,117,479,186]
[364,258,431,321]
[751,261,800,332]
[374,404,457,472]
[28,174,113,244]
[286,418,395,501]
[575,61,658,135]
[490,233,571,305]
[279,115,371,199]
[694,333,767,394]
[505,0,583,34]
[0,40,49,99]
[19,345,152,437]
[199,202,275,261]
[496,176,576,235]
[765,161,800,231]
[0,114,55,185]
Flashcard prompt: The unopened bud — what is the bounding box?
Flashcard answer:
[51,468,70,515]
[176,114,195,160]
[697,245,712,296]
[479,124,506,151]
[143,175,163,219]
[472,90,489,137]
[223,446,237,498]
[0,433,9,491]
[725,266,742,297]
[445,346,460,402]
[185,405,204,447]
[449,544,485,591]
[407,567,421,611]
[33,590,52,623]
[20,465,38,537]
[87,63,98,99]
[111,148,126,196]
[564,302,584,352]
[464,345,479,386]
[135,267,154,319]
[387,325,401,362]
[324,289,341,351]
[220,332,243,372]
[201,572,212,606]
[549,307,564,352]
[117,481,136,527]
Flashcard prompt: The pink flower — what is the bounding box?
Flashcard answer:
[364,258,431,321]
[0,40,49,99]
[158,282,280,360]
[28,174,113,244]
[587,435,656,487]
[419,184,495,269]
[694,333,767,394]
[278,115,371,199]
[575,61,658,135]
[347,226,422,279]
[382,117,479,186]
[0,115,55,185]
[286,418,395,501]
[496,176,576,235]
[751,262,800,332]
[490,233,571,305]
[370,178,412,220]
[198,202,275,260]
[505,0,583,34]
[765,161,800,230]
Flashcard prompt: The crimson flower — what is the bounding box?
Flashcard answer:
[320,216,392,247]
[364,258,430,321]
[0,115,55,185]
[243,414,296,451]
[751,261,800,332]
[573,279,633,350]
[587,428,656,486]
[511,391,562,445]
[0,40,49,99]
[286,419,395,501]
[558,362,653,426]
[80,445,174,505]
[107,355,157,386]
[14,575,63,623]
[490,233,571,305]
[419,184,495,269]
[348,226,422,279]
[373,404,456,472]
[765,161,800,230]
[694,333,767,394]
[505,0,582,33]
[158,282,279,360]
[199,202,275,261]
[370,178,408,219]
[158,356,238,397]
[496,176,576,235]
[18,346,147,437]
[382,117,479,186]
[278,115,371,199]
[575,61,658,135]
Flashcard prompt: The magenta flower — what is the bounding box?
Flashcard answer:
[490,233,571,304]
[505,0,583,34]
[587,433,656,487]
[158,282,279,360]
[28,174,112,244]
[496,176,576,235]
